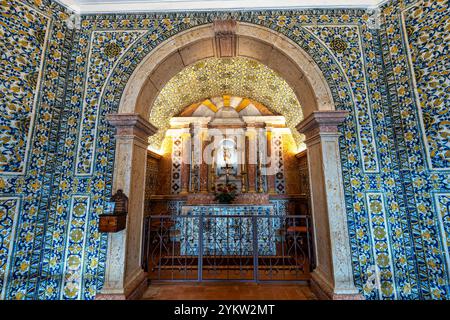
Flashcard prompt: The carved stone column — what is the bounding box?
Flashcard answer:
[96,114,157,300]
[180,131,191,195]
[266,127,276,194]
[209,135,217,192]
[296,111,364,300]
[189,123,200,192]
[200,126,209,193]
[237,132,247,192]
[245,126,257,193]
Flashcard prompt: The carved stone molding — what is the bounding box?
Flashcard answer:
[296,110,349,143]
[213,19,237,57]
[107,113,157,144]
[186,193,270,205]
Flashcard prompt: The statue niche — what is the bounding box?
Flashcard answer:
[164,95,289,205]
[214,137,242,192]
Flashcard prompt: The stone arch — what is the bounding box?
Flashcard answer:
[99,21,362,301]
[118,22,334,120]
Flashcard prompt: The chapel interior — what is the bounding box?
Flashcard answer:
[1,0,448,302]
[139,56,314,287]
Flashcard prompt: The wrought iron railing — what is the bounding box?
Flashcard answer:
[142,213,313,282]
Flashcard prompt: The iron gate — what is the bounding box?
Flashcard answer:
[142,214,313,282]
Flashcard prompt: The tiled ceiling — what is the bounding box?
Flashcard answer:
[148,57,304,149]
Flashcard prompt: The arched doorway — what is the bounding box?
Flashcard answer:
[97,21,362,300]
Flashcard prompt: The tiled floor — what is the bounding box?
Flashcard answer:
[141,283,317,300]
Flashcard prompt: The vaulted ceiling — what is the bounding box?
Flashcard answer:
[148,57,304,149]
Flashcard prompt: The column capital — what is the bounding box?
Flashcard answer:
[189,122,208,136]
[245,125,258,138]
[296,111,349,140]
[107,113,157,140]
[180,131,192,139]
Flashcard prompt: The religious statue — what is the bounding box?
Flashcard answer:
[213,138,242,193]
[223,146,232,164]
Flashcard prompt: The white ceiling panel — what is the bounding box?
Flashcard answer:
[56,0,383,14]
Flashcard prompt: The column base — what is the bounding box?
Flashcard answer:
[95,269,148,300]
[310,271,364,300]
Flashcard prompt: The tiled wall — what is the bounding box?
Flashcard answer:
[376,0,450,299]
[0,0,448,299]
[1,0,81,299]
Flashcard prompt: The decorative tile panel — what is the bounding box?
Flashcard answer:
[304,25,380,173]
[365,193,397,299]
[1,0,76,300]
[0,2,50,174]
[401,1,450,170]
[178,205,279,255]
[75,30,146,176]
[167,200,186,215]
[270,199,289,216]
[381,0,450,299]
[0,197,20,299]
[60,195,90,300]
[435,193,450,285]
[171,136,182,194]
[272,132,286,194]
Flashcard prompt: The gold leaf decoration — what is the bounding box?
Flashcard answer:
[148,57,303,149]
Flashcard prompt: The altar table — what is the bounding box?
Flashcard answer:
[174,204,284,256]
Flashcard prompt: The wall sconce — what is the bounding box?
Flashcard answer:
[99,189,128,233]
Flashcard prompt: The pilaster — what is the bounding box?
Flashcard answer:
[96,114,157,300]
[296,111,364,300]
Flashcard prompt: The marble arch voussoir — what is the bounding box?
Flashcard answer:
[117,22,335,120]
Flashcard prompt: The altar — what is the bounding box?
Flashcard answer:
[143,96,311,282]
[164,100,291,257]
[176,204,283,256]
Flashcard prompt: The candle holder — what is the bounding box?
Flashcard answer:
[257,164,264,193]
[241,171,247,193]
